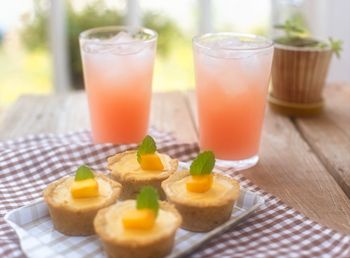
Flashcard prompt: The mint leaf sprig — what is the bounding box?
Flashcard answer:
[190,151,216,176]
[137,135,157,163]
[75,165,95,181]
[136,186,159,216]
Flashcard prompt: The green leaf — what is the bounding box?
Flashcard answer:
[136,186,159,216]
[317,41,329,49]
[274,36,320,47]
[328,37,343,58]
[137,135,157,163]
[190,151,216,176]
[74,165,95,181]
[274,19,306,38]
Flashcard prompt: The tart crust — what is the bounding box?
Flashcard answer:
[162,171,240,232]
[94,201,182,258]
[43,174,122,236]
[107,150,178,200]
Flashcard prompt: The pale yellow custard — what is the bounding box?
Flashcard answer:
[103,200,178,242]
[110,152,172,180]
[168,175,236,205]
[52,176,113,208]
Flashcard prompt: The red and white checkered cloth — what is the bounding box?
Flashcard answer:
[0,130,349,258]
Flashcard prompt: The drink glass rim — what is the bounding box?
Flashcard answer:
[79,26,158,46]
[193,32,273,52]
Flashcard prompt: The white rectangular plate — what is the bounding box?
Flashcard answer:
[5,163,264,258]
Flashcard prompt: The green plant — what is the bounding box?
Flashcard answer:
[274,19,343,57]
[20,0,49,50]
[328,37,342,58]
[143,12,182,57]
[66,1,123,87]
[0,31,4,46]
[20,0,182,89]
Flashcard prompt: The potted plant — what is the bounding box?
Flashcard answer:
[269,19,342,116]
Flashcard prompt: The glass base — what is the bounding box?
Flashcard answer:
[216,155,259,171]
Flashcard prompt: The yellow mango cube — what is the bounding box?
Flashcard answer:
[122,209,156,230]
[71,178,99,198]
[186,174,213,193]
[140,154,164,171]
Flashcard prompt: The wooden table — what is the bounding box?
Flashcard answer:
[1,83,350,234]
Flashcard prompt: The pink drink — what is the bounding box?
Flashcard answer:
[193,33,273,169]
[80,27,157,143]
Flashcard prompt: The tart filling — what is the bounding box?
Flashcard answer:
[51,176,113,209]
[109,151,173,180]
[166,174,238,205]
[101,200,179,243]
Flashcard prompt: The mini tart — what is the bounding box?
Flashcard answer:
[162,171,240,232]
[94,200,182,258]
[107,150,178,200]
[43,174,122,236]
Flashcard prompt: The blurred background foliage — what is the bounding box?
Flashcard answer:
[20,0,183,89]
[1,0,275,108]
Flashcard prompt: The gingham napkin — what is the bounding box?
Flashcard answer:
[0,130,349,258]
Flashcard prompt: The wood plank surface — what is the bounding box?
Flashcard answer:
[186,90,350,233]
[0,93,90,138]
[0,91,197,143]
[294,84,350,199]
[151,92,198,142]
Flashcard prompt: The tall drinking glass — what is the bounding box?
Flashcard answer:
[79,26,157,143]
[193,33,273,169]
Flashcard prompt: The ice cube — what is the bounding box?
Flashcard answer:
[82,31,148,55]
[106,31,146,55]
[201,38,268,59]
[82,41,107,54]
[217,38,243,49]
[108,31,136,43]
